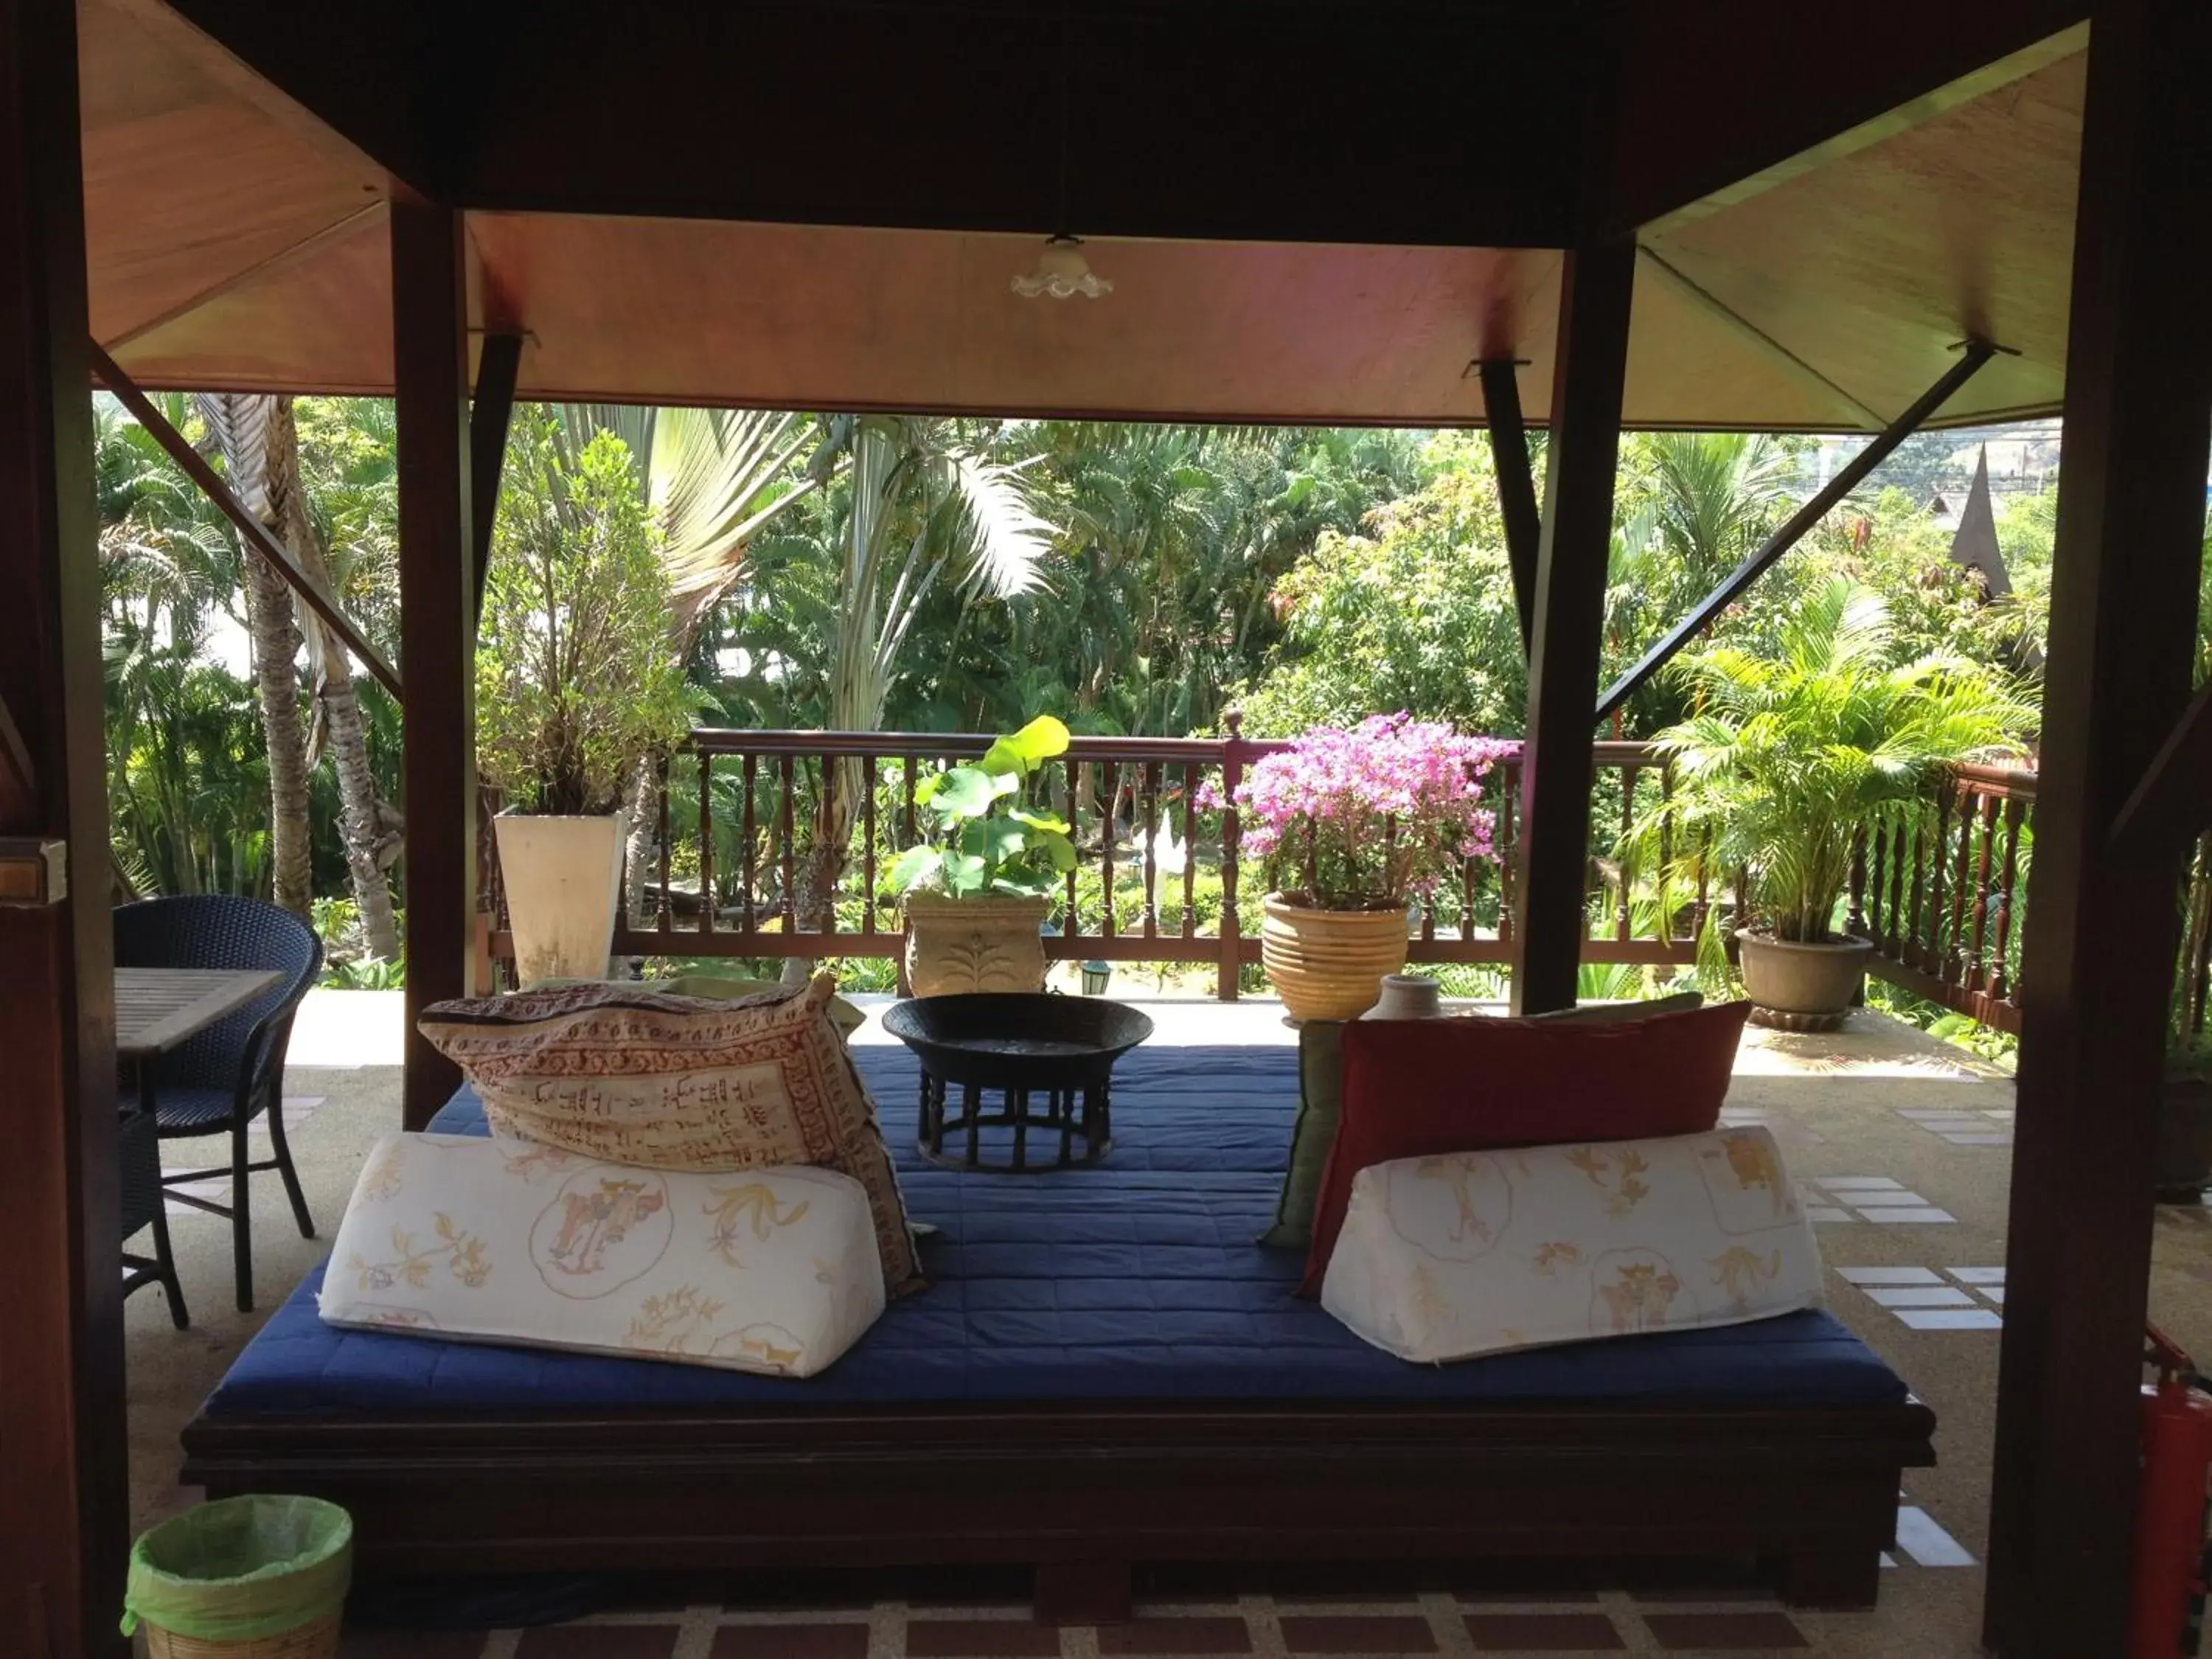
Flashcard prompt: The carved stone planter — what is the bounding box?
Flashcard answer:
[1262,894,1409,1022]
[902,892,1051,998]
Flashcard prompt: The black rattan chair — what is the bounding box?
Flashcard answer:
[119,1104,187,1327]
[114,896,322,1312]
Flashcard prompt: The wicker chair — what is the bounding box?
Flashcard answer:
[119,1105,187,1328]
[114,897,323,1312]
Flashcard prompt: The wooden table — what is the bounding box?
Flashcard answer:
[115,967,281,1061]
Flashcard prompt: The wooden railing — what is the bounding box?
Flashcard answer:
[483,722,1714,998]
[1854,761,2037,1034]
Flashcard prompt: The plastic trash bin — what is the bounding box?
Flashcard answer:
[121,1494,351,1658]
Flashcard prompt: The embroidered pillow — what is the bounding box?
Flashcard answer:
[1320,1126,1822,1363]
[1299,1000,1750,1294]
[321,1133,886,1377]
[418,975,922,1295]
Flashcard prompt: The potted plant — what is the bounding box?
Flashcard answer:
[1221,714,1508,1021]
[476,412,692,987]
[1648,580,2032,1026]
[2157,836,2212,1200]
[890,715,1079,996]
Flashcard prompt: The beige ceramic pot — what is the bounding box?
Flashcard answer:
[1735,928,1872,1020]
[1262,894,1410,1021]
[902,892,1051,997]
[495,812,628,988]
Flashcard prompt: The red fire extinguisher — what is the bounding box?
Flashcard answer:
[2133,1325,2212,1657]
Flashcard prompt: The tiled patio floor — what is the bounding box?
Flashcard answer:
[120,990,2212,1658]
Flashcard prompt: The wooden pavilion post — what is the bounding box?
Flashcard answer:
[392,198,479,1130]
[1509,240,1635,1015]
[0,0,128,1651]
[1983,0,2212,1651]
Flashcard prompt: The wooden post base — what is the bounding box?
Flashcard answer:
[1034,1559,1133,1624]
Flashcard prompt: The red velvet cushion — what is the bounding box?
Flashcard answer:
[1298,1001,1753,1295]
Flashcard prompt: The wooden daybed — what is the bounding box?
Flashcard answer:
[181,1045,1935,1620]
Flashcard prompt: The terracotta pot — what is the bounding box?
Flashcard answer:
[1735,929,1872,1020]
[902,892,1051,997]
[2157,1074,2212,1203]
[1262,894,1409,1021]
[495,812,628,988]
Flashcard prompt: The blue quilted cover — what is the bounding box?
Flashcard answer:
[203,1043,1907,1416]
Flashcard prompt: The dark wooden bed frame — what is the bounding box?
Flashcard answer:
[182,1392,1936,1619]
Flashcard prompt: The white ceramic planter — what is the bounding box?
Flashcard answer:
[495,812,628,988]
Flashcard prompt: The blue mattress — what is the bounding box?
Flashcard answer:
[204,1043,1908,1417]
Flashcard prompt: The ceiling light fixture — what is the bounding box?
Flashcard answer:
[1013,7,1111,300]
[1013,234,1112,300]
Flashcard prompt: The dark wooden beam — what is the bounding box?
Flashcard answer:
[1479,359,1543,657]
[88,342,405,702]
[1511,240,1636,1016]
[1596,341,1996,723]
[469,331,523,627]
[0,0,128,1650]
[1983,1,2212,1651]
[2108,677,2212,861]
[0,689,34,826]
[392,198,479,1131]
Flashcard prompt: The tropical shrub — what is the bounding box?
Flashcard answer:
[1646,580,2034,945]
[1214,714,1510,911]
[889,715,1080,899]
[476,411,692,814]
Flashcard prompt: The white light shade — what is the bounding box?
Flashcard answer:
[1012,235,1113,299]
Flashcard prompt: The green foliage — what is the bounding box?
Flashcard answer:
[889,716,1079,898]
[1236,434,1525,736]
[476,411,692,814]
[1644,580,2036,944]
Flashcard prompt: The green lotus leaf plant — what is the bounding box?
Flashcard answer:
[889,714,1081,899]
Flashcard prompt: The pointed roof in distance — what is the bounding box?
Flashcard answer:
[1947,447,2012,599]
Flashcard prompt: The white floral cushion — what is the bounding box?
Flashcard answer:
[1319,1127,1822,1364]
[319,1132,886,1379]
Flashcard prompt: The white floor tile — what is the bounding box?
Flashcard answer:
[1815,1176,1905,1191]
[1846,1191,1933,1206]
[1806,1206,1855,1223]
[1865,1287,1975,1308]
[1895,1506,1978,1567]
[1940,1133,2014,1146]
[1836,1266,1944,1285]
[1980,1287,2006,1305]
[1863,1207,1958,1224]
[1947,1267,2007,1284]
[1895,1308,2003,1330]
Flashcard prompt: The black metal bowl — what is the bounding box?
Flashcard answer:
[880,992,1155,1092]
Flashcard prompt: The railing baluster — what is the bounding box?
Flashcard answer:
[1846,827,1868,942]
[1062,757,1081,945]
[1141,759,1161,940]
[779,754,797,934]
[1945,781,1972,984]
[1907,807,1930,971]
[1968,790,1997,988]
[740,754,757,936]
[1991,795,2024,1001]
[1497,759,1518,946]
[698,748,714,936]
[1658,762,1677,940]
[1180,760,1198,941]
[1217,717,1245,1002]
[860,754,877,937]
[1099,759,1118,942]
[1885,819,1906,957]
[1615,764,1635,945]
[656,756,672,937]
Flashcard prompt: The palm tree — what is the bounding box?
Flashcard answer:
[1644,579,2034,945]
[776,415,1055,958]
[543,404,818,934]
[198,394,400,956]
